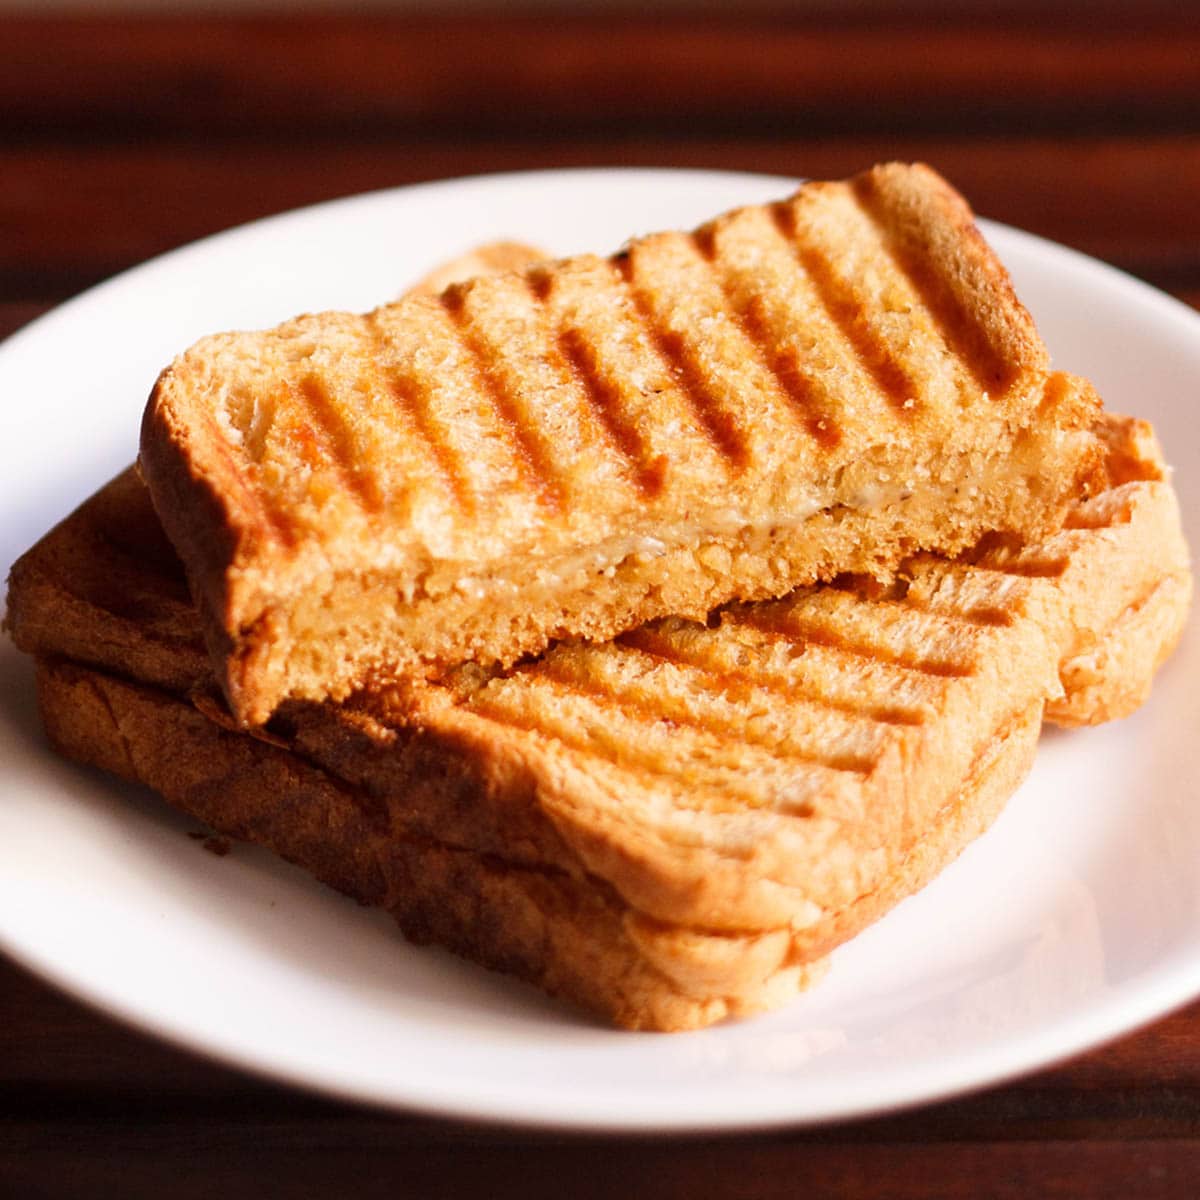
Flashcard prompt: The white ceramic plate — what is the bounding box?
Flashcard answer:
[1,169,1197,1132]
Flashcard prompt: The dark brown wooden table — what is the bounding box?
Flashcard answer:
[3,7,1199,1196]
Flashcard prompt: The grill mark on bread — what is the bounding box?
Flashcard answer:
[828,584,1019,630]
[189,384,300,549]
[612,254,750,469]
[526,273,665,497]
[968,555,1070,579]
[690,226,840,449]
[850,172,1017,396]
[461,698,800,819]
[528,652,881,772]
[558,328,669,496]
[365,315,477,518]
[191,396,299,549]
[1064,502,1134,532]
[729,609,976,678]
[983,560,1069,579]
[936,605,1012,628]
[617,628,926,726]
[1037,371,1076,421]
[440,287,565,513]
[296,375,383,513]
[1080,412,1164,491]
[770,202,920,416]
[472,669,875,790]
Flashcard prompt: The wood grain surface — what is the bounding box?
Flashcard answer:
[2,8,1198,1198]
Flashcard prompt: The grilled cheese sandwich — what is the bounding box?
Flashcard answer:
[9,414,1189,1028]
[140,164,1103,725]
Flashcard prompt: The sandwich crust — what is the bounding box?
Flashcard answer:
[140,163,1103,724]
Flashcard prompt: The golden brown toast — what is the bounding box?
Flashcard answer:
[140,163,1104,724]
[7,415,1189,1028]
[33,656,1039,1031]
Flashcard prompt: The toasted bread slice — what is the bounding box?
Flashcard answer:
[140,163,1103,724]
[33,656,1040,1031]
[8,416,1189,1026]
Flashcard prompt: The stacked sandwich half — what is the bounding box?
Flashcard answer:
[6,164,1191,1030]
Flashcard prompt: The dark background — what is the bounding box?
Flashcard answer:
[3,5,1199,1196]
